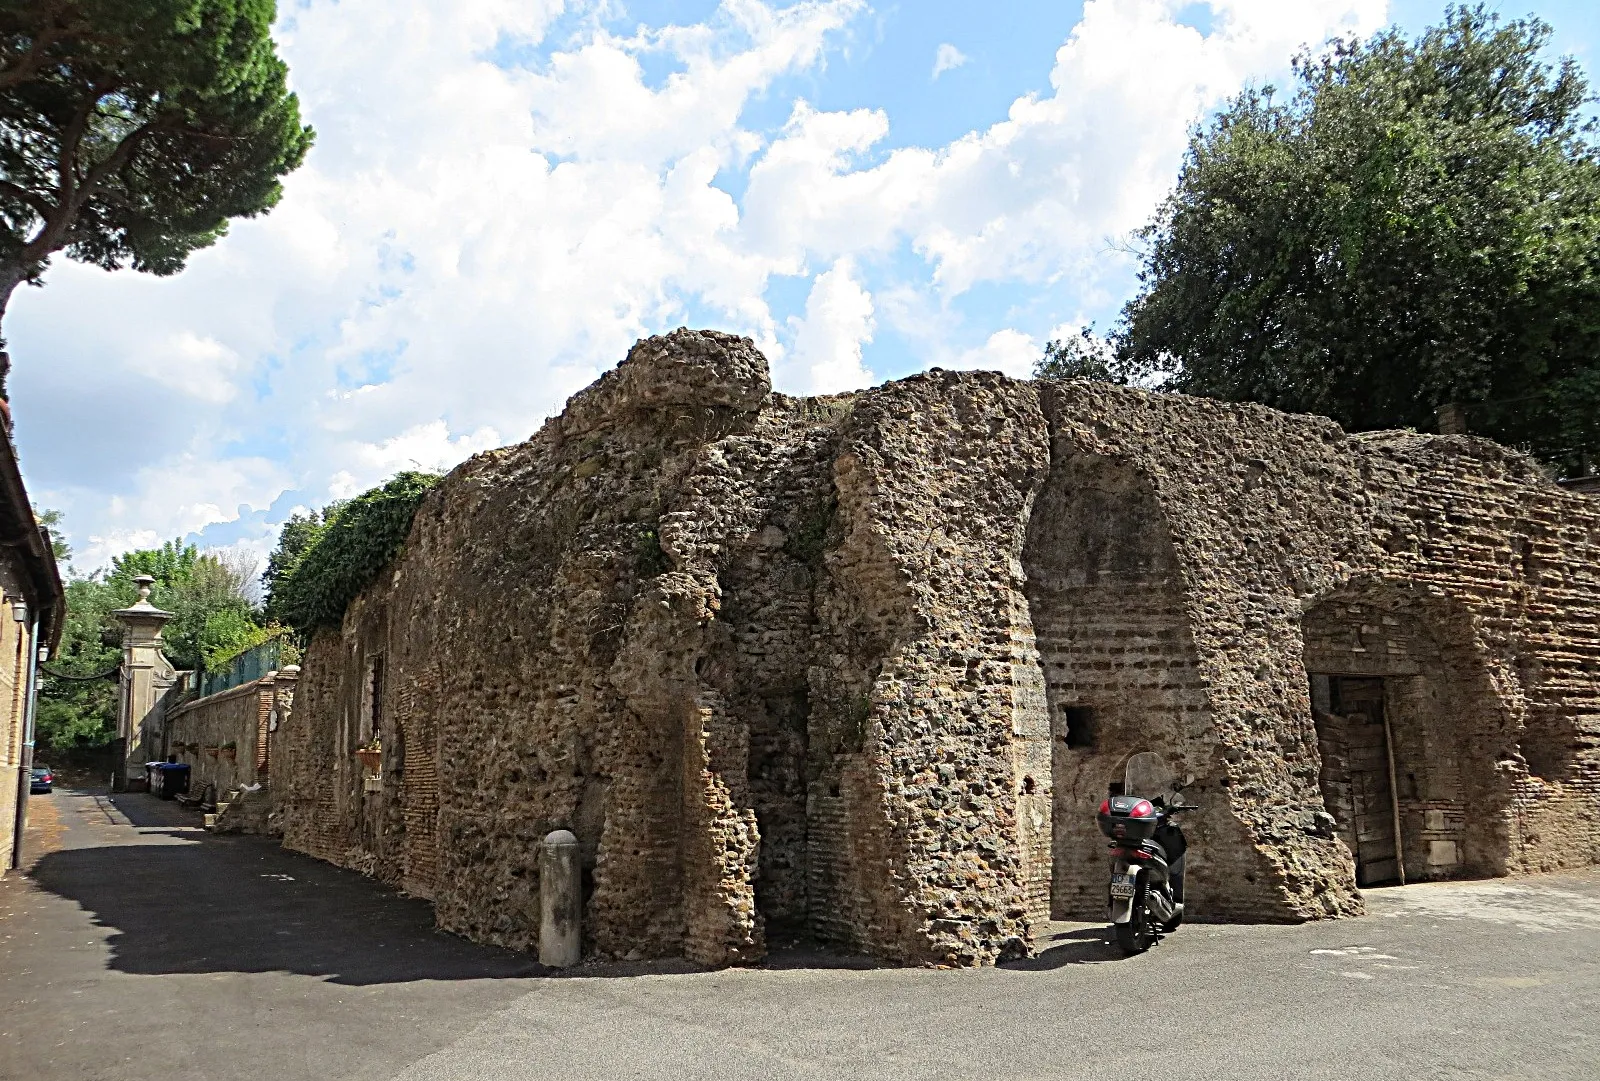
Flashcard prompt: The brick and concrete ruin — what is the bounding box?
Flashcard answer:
[276,329,1600,966]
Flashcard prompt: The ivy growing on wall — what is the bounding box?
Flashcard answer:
[268,471,441,634]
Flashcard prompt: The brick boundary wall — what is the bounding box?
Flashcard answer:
[167,677,275,797]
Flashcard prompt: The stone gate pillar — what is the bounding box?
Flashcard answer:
[111,576,177,792]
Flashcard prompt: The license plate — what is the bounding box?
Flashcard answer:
[1109,874,1137,899]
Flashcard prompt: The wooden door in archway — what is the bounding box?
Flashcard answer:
[1314,677,1400,887]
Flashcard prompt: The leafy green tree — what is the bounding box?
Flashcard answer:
[1034,326,1124,383]
[0,0,314,392]
[262,505,336,624]
[35,574,119,751]
[151,550,259,670]
[101,537,262,670]
[1117,6,1600,474]
[108,537,198,591]
[34,505,69,563]
[36,519,274,748]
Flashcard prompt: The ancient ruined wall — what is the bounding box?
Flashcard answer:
[1033,385,1600,919]
[282,332,853,961]
[1304,589,1493,883]
[277,599,398,883]
[804,371,1052,964]
[1356,435,1600,875]
[277,329,1600,968]
[1021,453,1285,921]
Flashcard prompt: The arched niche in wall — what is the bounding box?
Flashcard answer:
[1021,451,1205,920]
[1301,580,1514,883]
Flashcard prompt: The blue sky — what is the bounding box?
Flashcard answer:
[13,0,1599,572]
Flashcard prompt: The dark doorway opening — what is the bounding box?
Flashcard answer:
[1311,675,1402,887]
[1062,707,1097,749]
[748,690,810,942]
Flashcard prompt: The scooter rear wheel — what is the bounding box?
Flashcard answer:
[1114,898,1156,955]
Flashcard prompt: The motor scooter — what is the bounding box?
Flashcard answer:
[1096,751,1199,955]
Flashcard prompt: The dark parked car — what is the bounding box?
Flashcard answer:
[29,766,53,794]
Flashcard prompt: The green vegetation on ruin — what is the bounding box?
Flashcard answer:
[265,471,441,635]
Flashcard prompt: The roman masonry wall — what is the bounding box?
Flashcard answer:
[278,329,1600,966]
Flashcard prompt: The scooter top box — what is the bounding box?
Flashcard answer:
[1097,794,1160,842]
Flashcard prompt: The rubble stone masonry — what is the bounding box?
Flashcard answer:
[278,329,1600,966]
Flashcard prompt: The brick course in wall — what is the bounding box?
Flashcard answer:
[276,329,1600,967]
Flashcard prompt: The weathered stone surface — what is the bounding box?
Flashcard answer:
[278,328,1600,967]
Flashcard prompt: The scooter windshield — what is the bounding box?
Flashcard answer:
[1124,750,1176,802]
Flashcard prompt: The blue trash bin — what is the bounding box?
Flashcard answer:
[155,762,191,800]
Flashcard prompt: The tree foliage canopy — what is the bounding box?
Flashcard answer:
[261,502,337,625]
[266,472,439,635]
[35,574,120,750]
[1034,326,1124,383]
[0,0,312,364]
[1117,5,1600,474]
[105,539,263,670]
[37,533,269,750]
[34,505,69,562]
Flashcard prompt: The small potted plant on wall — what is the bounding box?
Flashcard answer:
[220,740,237,761]
[204,744,220,758]
[354,735,381,777]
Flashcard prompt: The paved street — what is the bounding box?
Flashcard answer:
[3,788,1598,1081]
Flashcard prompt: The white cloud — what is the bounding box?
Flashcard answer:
[946,329,1039,379]
[341,421,505,490]
[71,453,290,570]
[130,332,246,404]
[8,0,1390,568]
[743,0,1387,297]
[932,43,967,79]
[785,257,876,394]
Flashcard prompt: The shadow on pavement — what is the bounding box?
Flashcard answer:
[758,943,888,971]
[109,791,205,829]
[999,926,1123,969]
[27,790,1106,983]
[27,826,542,986]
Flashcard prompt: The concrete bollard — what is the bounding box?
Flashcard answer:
[539,829,581,968]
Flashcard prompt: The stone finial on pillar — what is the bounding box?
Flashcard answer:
[539,829,581,967]
[111,576,176,791]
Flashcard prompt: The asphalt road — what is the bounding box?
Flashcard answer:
[3,787,1597,1081]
